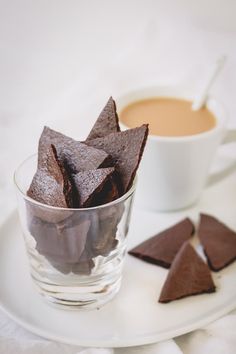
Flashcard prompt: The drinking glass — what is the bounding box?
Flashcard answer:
[14,154,136,309]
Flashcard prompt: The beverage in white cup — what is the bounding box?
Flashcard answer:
[117,86,235,211]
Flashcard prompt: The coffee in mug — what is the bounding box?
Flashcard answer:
[120,97,216,137]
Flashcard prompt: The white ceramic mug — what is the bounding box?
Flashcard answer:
[117,86,236,211]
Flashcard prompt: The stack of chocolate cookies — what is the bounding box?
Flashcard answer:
[27,97,148,274]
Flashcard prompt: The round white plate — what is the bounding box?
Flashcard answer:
[0,169,236,347]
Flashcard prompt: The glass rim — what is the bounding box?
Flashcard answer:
[14,153,137,212]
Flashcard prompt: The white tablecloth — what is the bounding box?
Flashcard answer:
[0,1,236,353]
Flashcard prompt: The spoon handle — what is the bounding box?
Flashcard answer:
[192,55,227,111]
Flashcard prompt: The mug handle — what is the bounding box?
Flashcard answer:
[222,129,236,144]
[207,129,236,187]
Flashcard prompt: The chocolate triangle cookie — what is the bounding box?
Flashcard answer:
[27,144,73,208]
[73,167,119,207]
[198,213,236,271]
[129,218,194,268]
[86,97,120,140]
[30,214,90,264]
[85,124,149,193]
[159,242,216,303]
[38,126,111,173]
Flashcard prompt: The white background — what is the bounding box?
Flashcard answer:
[0,1,236,353]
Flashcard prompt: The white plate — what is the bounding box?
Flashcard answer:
[0,169,236,348]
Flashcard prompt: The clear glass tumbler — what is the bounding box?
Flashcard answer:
[14,154,136,309]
